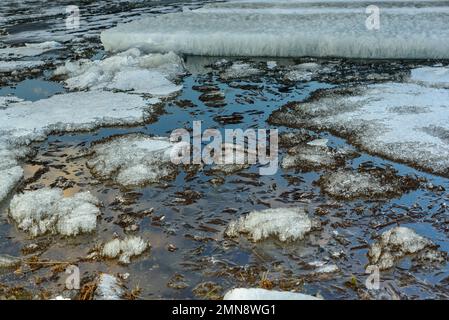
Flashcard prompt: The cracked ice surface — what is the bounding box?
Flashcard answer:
[270,82,449,176]
[101,0,449,59]
[0,91,156,203]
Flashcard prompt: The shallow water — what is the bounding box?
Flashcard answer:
[1,1,448,300]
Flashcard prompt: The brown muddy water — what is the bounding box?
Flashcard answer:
[1,55,449,300]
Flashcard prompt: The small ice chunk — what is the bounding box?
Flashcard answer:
[308,261,339,274]
[0,254,21,269]
[225,207,318,242]
[282,142,337,170]
[9,188,100,237]
[220,62,261,80]
[55,49,184,96]
[102,236,149,264]
[266,61,277,69]
[410,67,449,88]
[0,41,63,59]
[318,169,416,199]
[224,288,321,300]
[87,134,177,187]
[0,60,45,72]
[94,274,123,300]
[368,227,435,270]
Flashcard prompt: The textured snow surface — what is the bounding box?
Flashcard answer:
[270,82,449,176]
[410,67,449,88]
[9,188,100,237]
[54,49,184,95]
[0,41,63,59]
[225,207,317,242]
[102,236,149,264]
[224,288,321,300]
[368,227,436,270]
[94,274,123,300]
[0,91,155,204]
[87,134,178,187]
[101,0,449,58]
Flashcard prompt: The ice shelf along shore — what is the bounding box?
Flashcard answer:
[101,0,449,59]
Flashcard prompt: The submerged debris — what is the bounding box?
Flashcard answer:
[102,236,150,264]
[9,188,100,237]
[225,207,319,242]
[223,288,321,300]
[368,227,442,270]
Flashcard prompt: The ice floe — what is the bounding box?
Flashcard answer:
[9,188,100,237]
[410,67,449,88]
[0,41,63,59]
[270,82,449,176]
[220,62,262,80]
[281,138,345,170]
[94,274,123,300]
[0,91,155,203]
[54,49,184,96]
[102,236,149,264]
[318,169,418,199]
[368,226,442,270]
[101,1,449,59]
[223,288,321,300]
[225,207,319,242]
[0,60,45,73]
[87,134,178,187]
